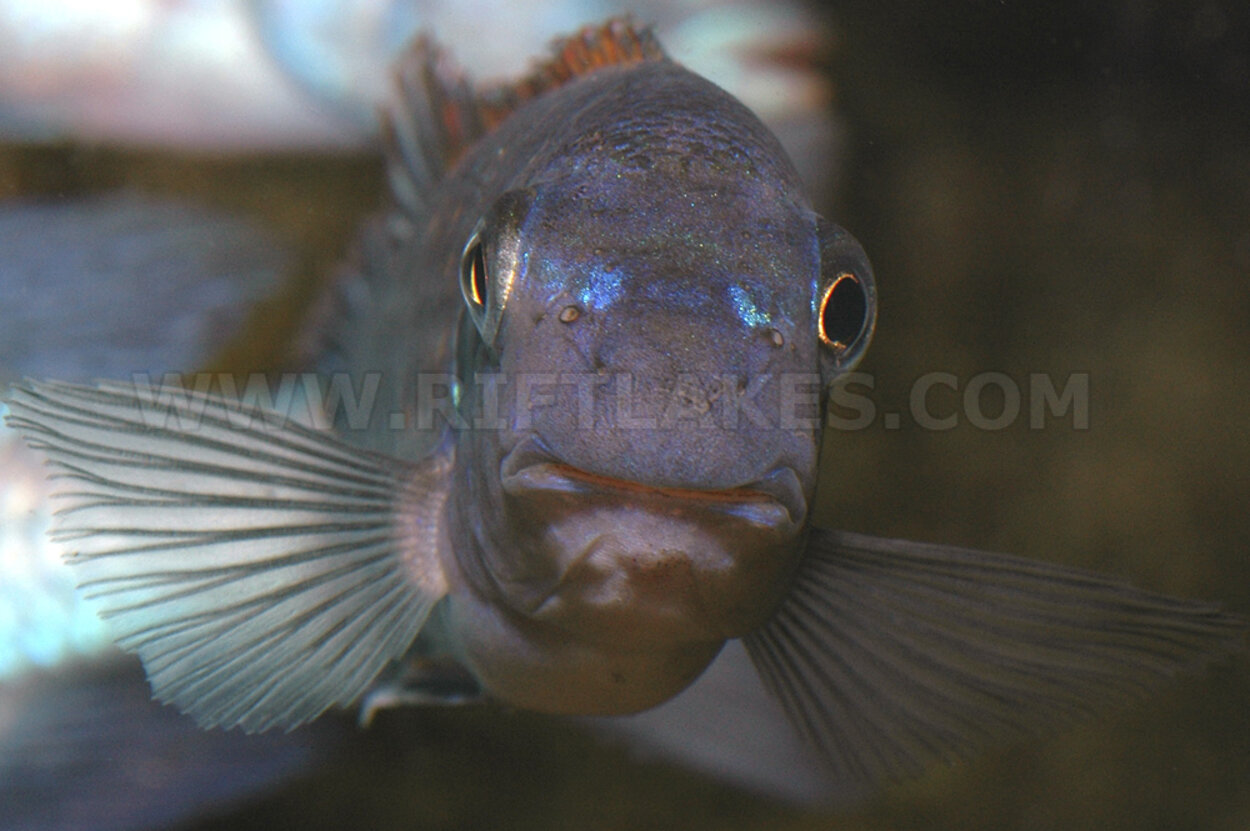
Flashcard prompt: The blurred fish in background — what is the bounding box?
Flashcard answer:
[1,404,106,678]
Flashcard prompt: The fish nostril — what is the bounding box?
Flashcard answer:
[668,376,712,416]
[706,376,724,403]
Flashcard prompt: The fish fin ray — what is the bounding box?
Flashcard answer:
[381,18,665,218]
[744,528,1247,787]
[381,36,484,218]
[4,379,452,732]
[479,18,666,127]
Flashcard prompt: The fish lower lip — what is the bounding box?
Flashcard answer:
[499,442,808,528]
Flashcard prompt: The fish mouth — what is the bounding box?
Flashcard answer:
[499,437,808,530]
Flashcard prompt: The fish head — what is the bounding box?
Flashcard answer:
[456,186,873,597]
[445,65,874,711]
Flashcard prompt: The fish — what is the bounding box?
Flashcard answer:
[3,19,1245,798]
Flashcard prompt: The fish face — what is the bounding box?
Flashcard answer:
[503,178,823,490]
[444,95,876,710]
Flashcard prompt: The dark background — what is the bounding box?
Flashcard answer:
[3,1,1248,828]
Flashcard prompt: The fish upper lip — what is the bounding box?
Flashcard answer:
[499,437,808,528]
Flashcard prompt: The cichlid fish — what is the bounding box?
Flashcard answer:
[4,20,1245,793]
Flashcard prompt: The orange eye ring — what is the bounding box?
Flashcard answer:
[818,272,868,350]
[464,240,488,308]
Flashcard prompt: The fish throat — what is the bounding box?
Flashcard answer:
[441,423,806,715]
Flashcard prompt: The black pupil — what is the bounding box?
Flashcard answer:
[822,274,867,348]
[470,243,487,307]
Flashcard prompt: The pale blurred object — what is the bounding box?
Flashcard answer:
[0,0,839,191]
[251,0,832,126]
[0,192,292,681]
[0,0,362,149]
[586,640,842,804]
[0,408,112,679]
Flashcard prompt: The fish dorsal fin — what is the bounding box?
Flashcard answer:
[482,18,666,123]
[381,18,665,220]
[381,36,484,220]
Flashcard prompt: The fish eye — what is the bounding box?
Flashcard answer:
[458,189,533,346]
[818,272,870,351]
[460,236,488,311]
[815,218,875,375]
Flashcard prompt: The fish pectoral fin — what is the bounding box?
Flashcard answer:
[744,528,1247,788]
[3,379,452,733]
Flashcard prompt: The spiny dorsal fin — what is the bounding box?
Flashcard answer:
[481,18,666,126]
[381,36,484,220]
[381,18,665,220]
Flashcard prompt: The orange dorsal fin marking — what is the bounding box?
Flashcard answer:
[381,18,665,220]
[482,17,666,127]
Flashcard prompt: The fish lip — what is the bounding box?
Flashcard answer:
[499,436,808,529]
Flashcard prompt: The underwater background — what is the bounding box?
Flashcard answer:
[2,1,1248,829]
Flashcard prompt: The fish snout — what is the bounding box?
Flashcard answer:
[499,295,821,497]
[507,363,818,506]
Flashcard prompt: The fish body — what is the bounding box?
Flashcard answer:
[4,20,1245,795]
[338,29,865,715]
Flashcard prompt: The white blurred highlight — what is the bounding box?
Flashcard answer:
[0,0,837,182]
